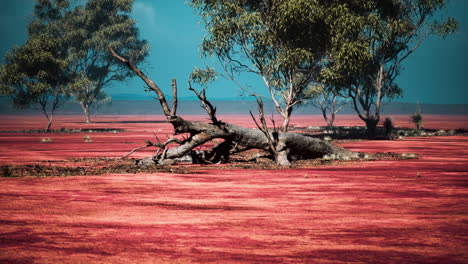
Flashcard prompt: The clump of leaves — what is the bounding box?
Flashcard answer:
[83,135,93,143]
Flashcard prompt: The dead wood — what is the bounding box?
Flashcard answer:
[109,47,357,166]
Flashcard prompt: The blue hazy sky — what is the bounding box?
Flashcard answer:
[1,0,467,104]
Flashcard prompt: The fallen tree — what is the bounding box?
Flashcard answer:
[109,48,358,166]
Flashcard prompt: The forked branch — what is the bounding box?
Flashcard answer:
[189,83,219,124]
[250,97,279,155]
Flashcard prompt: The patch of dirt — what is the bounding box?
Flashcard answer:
[1,151,416,177]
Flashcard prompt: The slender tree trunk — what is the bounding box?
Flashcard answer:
[40,102,53,132]
[45,114,53,131]
[280,106,293,132]
[322,108,335,128]
[328,112,335,128]
[80,102,91,123]
[281,116,290,132]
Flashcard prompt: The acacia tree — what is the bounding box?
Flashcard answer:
[322,0,457,137]
[64,0,148,123]
[190,0,332,132]
[0,0,71,131]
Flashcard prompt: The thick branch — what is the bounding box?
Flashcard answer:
[108,47,173,118]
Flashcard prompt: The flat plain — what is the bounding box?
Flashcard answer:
[0,115,467,263]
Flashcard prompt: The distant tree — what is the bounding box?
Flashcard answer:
[0,0,72,131]
[322,0,457,137]
[411,110,423,130]
[383,117,394,136]
[306,83,348,127]
[64,0,149,123]
[1,0,148,125]
[191,0,331,132]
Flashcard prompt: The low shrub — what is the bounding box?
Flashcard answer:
[83,135,93,143]
[40,138,52,143]
[383,117,394,136]
[1,166,14,177]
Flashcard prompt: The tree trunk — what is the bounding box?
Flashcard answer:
[80,102,92,124]
[109,47,358,166]
[134,117,357,166]
[40,102,53,132]
[279,106,293,132]
[322,109,335,128]
[364,118,379,139]
[328,112,335,127]
[45,115,53,131]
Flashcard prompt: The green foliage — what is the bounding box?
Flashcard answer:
[191,0,333,130]
[61,0,149,122]
[0,0,72,130]
[189,67,217,88]
[191,0,455,133]
[320,0,456,135]
[1,0,148,125]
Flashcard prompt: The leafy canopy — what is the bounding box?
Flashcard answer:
[0,0,71,110]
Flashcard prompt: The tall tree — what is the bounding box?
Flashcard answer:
[0,0,72,131]
[191,0,331,132]
[64,0,148,123]
[322,0,457,137]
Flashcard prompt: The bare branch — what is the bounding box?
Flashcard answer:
[249,97,278,155]
[188,82,219,124]
[170,79,178,116]
[218,62,271,101]
[108,47,173,118]
[122,141,155,159]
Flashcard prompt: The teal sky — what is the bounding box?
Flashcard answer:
[1,0,467,104]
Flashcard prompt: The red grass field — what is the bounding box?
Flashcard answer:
[0,115,467,263]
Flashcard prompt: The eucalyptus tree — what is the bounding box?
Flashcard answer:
[322,0,457,137]
[0,0,72,131]
[106,1,363,166]
[64,0,149,123]
[1,0,148,126]
[306,83,348,128]
[190,0,331,132]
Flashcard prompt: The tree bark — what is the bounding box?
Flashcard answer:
[45,115,53,131]
[80,102,92,124]
[139,118,357,166]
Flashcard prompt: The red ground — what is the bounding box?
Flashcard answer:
[0,115,467,263]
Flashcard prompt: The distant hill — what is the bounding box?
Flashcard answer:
[1,98,467,116]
